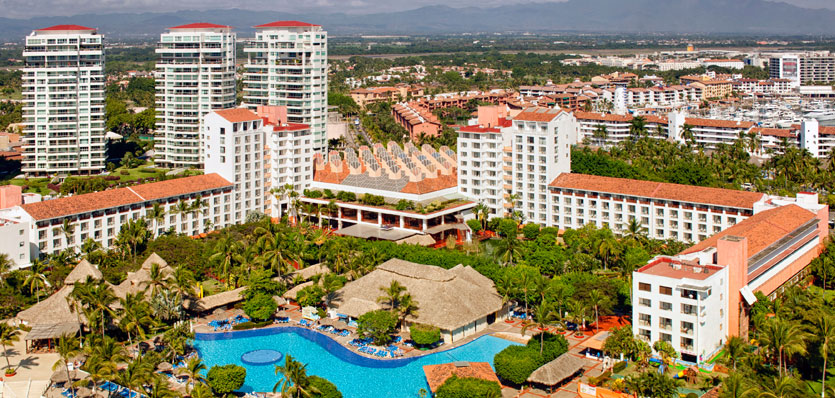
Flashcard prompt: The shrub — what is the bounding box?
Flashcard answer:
[435,376,502,398]
[496,218,518,238]
[232,320,271,330]
[410,323,440,346]
[207,364,246,394]
[304,189,323,198]
[395,199,415,211]
[493,345,543,385]
[357,310,397,345]
[119,170,129,175]
[336,191,356,202]
[466,219,482,233]
[588,370,611,386]
[522,223,541,240]
[612,361,628,373]
[360,193,385,206]
[323,189,335,199]
[308,376,342,398]
[296,284,325,307]
[526,332,569,362]
[242,293,277,321]
[686,393,699,398]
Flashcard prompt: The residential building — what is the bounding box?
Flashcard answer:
[0,206,32,269]
[203,108,267,223]
[22,25,106,176]
[633,194,828,362]
[574,111,668,146]
[700,59,744,69]
[768,53,835,85]
[458,107,577,225]
[18,174,234,258]
[243,21,328,155]
[547,173,766,241]
[155,23,237,168]
[391,102,442,140]
[260,106,314,217]
[350,84,424,108]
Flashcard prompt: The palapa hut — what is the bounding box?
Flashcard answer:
[185,286,246,314]
[16,259,103,351]
[112,253,174,299]
[283,281,313,302]
[422,362,500,393]
[292,263,331,280]
[579,331,610,360]
[527,354,587,391]
[330,259,506,343]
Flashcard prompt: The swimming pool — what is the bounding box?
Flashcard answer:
[193,327,519,397]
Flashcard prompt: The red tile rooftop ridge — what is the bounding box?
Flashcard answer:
[548,173,765,209]
[37,24,95,31]
[636,257,723,281]
[254,21,320,28]
[169,22,232,29]
[214,108,260,123]
[21,174,233,221]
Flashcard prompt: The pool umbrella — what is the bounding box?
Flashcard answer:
[157,362,173,372]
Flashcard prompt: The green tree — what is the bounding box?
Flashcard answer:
[0,323,20,371]
[243,293,278,321]
[356,310,397,345]
[493,345,543,385]
[758,317,808,378]
[273,354,320,398]
[435,376,502,398]
[410,324,440,346]
[207,364,246,395]
[53,335,81,398]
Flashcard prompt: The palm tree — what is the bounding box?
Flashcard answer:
[61,218,76,249]
[80,356,113,397]
[145,262,171,295]
[181,356,207,394]
[145,203,166,238]
[566,299,589,330]
[719,373,755,398]
[23,259,49,303]
[80,238,101,258]
[516,270,535,318]
[171,266,196,298]
[623,218,647,246]
[172,200,191,226]
[496,234,521,267]
[722,336,748,371]
[593,124,608,147]
[118,292,154,344]
[521,301,560,355]
[758,317,808,378]
[116,219,150,263]
[757,376,803,398]
[145,374,178,398]
[596,238,620,270]
[586,289,610,333]
[473,203,489,230]
[209,236,243,285]
[0,253,11,284]
[397,293,419,332]
[273,354,320,398]
[0,323,20,371]
[813,315,835,398]
[53,335,81,398]
[629,115,647,141]
[377,280,406,311]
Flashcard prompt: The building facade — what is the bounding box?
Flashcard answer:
[243,21,328,155]
[155,23,237,168]
[22,25,106,176]
[203,108,267,223]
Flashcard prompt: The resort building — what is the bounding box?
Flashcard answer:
[350,85,424,108]
[203,108,267,223]
[457,107,577,224]
[331,258,506,343]
[16,173,234,259]
[574,111,669,146]
[22,25,106,176]
[391,102,443,140]
[301,142,474,244]
[632,193,828,362]
[154,23,237,168]
[242,21,328,155]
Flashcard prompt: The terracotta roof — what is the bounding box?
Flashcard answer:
[458,125,501,134]
[685,117,755,130]
[37,25,95,31]
[271,122,310,131]
[213,108,260,123]
[548,173,765,209]
[681,204,817,257]
[254,21,320,28]
[22,174,232,221]
[514,107,565,122]
[423,362,500,393]
[574,111,632,123]
[752,127,794,138]
[129,173,232,201]
[820,126,835,135]
[169,22,231,29]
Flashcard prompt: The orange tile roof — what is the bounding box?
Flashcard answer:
[214,108,260,123]
[820,126,835,135]
[574,111,632,123]
[22,174,233,221]
[751,127,794,138]
[685,117,755,130]
[681,204,816,257]
[423,362,500,393]
[548,173,765,209]
[514,107,565,122]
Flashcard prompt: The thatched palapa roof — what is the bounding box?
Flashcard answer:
[186,287,246,313]
[64,259,102,285]
[527,354,586,386]
[292,263,331,280]
[113,253,173,299]
[17,260,106,326]
[25,322,80,341]
[283,281,313,301]
[330,259,502,331]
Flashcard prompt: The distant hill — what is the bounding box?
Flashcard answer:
[1,0,834,42]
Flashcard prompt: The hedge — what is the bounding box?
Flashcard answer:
[526,332,569,362]
[435,376,502,398]
[409,323,440,346]
[207,364,246,394]
[309,376,342,398]
[493,345,543,385]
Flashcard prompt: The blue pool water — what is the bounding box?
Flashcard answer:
[193,327,519,397]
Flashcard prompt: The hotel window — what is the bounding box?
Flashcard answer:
[660,301,672,311]
[714,215,722,223]
[638,313,651,327]
[659,286,672,295]
[639,282,651,292]
[639,298,651,307]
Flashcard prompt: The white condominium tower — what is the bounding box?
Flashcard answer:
[22,25,106,176]
[243,21,328,154]
[155,23,237,168]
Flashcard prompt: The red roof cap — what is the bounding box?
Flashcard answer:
[169,22,231,29]
[37,24,95,31]
[254,21,320,28]
[213,108,260,123]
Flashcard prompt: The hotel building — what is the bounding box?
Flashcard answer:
[633,193,828,363]
[155,23,237,168]
[22,25,106,176]
[243,21,328,155]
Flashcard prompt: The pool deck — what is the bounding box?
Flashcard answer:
[193,308,628,398]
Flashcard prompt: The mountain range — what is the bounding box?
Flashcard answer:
[0,0,833,41]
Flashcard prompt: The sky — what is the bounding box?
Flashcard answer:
[0,0,832,19]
